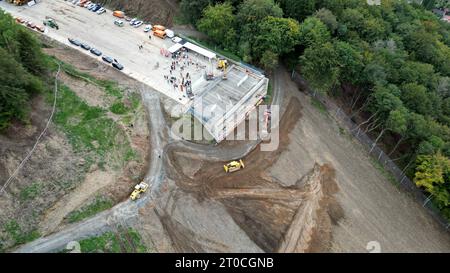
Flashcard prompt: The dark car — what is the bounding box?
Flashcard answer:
[68,38,81,46]
[112,62,124,70]
[102,56,114,63]
[92,5,102,12]
[80,43,91,50]
[90,48,102,56]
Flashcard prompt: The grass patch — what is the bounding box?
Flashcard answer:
[51,84,121,155]
[53,58,124,99]
[19,182,43,201]
[66,196,113,223]
[310,97,328,115]
[110,101,130,115]
[97,80,123,99]
[3,221,40,246]
[78,227,147,253]
[370,158,399,187]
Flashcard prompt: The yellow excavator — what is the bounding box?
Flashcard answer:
[217,58,228,70]
[218,58,228,80]
[224,159,245,173]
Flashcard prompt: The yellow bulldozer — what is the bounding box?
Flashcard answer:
[130,182,149,201]
[224,159,245,173]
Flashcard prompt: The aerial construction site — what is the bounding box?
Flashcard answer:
[0,0,449,257]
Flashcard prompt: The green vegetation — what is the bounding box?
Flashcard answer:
[310,97,327,115]
[19,182,43,201]
[180,0,450,219]
[414,153,450,219]
[370,158,399,187]
[110,101,130,115]
[0,10,48,131]
[66,196,113,223]
[78,227,147,253]
[3,221,40,246]
[52,85,119,155]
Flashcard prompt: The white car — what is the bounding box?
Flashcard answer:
[144,25,152,32]
[130,18,137,25]
[134,21,143,28]
[96,7,106,14]
[172,36,182,43]
[165,29,175,38]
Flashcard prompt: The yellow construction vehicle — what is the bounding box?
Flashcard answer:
[9,0,29,5]
[224,159,245,173]
[130,182,149,201]
[217,59,228,70]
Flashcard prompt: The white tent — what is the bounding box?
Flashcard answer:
[168,43,183,54]
[184,42,216,60]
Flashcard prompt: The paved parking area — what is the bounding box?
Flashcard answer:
[1,0,268,141]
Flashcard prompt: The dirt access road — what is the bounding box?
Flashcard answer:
[0,0,190,103]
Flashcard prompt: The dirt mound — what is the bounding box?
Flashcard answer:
[98,0,179,26]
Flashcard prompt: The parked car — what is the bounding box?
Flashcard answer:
[143,25,152,32]
[130,18,137,25]
[112,62,124,70]
[114,20,124,27]
[86,3,96,10]
[68,38,81,46]
[165,29,175,38]
[171,36,183,44]
[96,7,106,14]
[124,16,132,21]
[102,56,114,63]
[27,21,36,29]
[82,1,92,7]
[80,43,91,50]
[92,5,102,12]
[35,25,45,33]
[15,17,25,24]
[90,48,102,56]
[133,21,143,28]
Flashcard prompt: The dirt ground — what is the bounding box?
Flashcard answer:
[98,0,179,27]
[268,71,450,252]
[131,96,342,253]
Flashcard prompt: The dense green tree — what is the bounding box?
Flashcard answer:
[277,0,316,22]
[0,11,46,131]
[299,42,339,93]
[415,153,450,219]
[197,2,237,50]
[254,16,300,58]
[179,0,212,24]
[298,17,331,47]
[314,8,338,33]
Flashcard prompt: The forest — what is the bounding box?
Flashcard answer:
[179,0,450,218]
[0,10,47,131]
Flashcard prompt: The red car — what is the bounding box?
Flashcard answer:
[15,17,25,24]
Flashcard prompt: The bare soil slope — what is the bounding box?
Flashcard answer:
[98,0,179,26]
